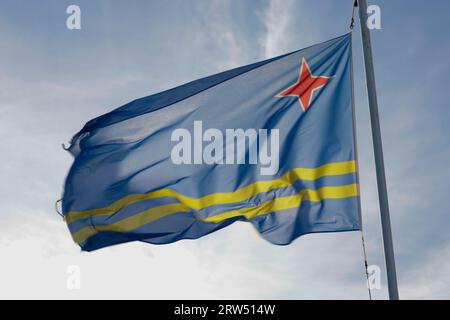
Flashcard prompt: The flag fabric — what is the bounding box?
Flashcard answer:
[63,33,361,251]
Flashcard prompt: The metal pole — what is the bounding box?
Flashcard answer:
[357,0,399,300]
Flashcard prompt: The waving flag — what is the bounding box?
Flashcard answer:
[62,33,361,251]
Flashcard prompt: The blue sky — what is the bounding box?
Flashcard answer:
[0,0,449,299]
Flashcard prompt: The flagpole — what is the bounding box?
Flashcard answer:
[357,0,399,300]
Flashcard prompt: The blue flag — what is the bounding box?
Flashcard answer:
[63,33,361,251]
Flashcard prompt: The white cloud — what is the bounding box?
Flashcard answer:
[400,243,450,299]
[261,0,322,59]
[262,0,295,58]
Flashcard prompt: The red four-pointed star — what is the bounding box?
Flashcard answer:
[277,58,333,111]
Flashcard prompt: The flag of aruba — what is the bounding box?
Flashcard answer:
[62,33,361,251]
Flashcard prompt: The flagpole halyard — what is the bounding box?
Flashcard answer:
[357,0,399,300]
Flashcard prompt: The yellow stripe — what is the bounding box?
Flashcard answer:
[72,203,190,245]
[202,184,359,223]
[66,161,357,224]
[71,184,358,245]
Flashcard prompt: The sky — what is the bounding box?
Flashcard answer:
[0,0,449,299]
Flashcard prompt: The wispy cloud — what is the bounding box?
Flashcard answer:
[261,0,322,59]
[262,0,296,58]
